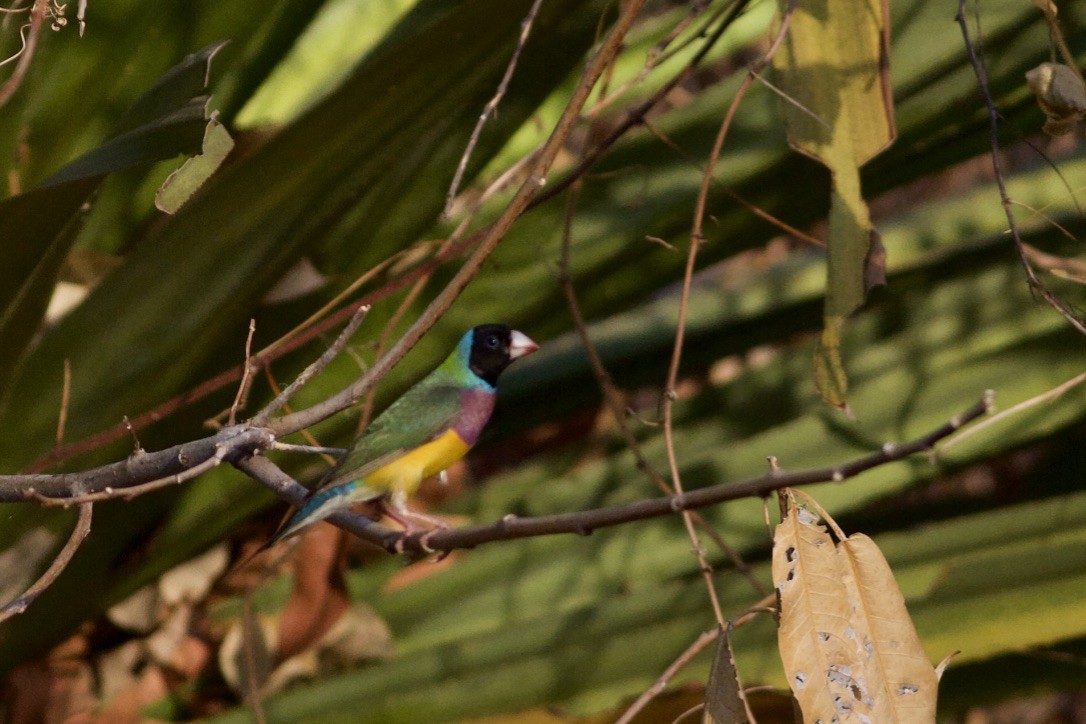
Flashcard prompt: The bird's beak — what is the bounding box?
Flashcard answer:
[508,330,540,359]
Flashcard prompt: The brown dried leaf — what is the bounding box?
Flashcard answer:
[1025,62,1086,136]
[218,610,277,696]
[276,525,350,661]
[105,585,159,635]
[158,544,229,607]
[774,491,941,722]
[772,497,855,720]
[838,534,938,721]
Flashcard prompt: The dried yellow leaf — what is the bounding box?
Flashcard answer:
[774,491,940,722]
[838,534,939,721]
[773,501,859,720]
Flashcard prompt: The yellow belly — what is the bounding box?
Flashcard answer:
[361,428,471,496]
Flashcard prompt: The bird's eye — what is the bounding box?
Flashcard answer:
[485,334,500,350]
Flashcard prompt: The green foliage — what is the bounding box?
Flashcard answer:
[0,0,1084,720]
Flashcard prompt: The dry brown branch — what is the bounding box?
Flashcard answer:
[252,304,370,425]
[237,394,992,555]
[0,0,46,109]
[227,319,258,426]
[658,0,798,632]
[0,501,91,622]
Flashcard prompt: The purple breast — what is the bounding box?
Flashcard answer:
[454,388,496,445]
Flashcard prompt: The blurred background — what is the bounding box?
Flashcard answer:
[1,0,1085,721]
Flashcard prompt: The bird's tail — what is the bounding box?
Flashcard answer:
[259,481,380,552]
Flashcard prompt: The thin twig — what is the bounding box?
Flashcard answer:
[0,0,46,109]
[358,274,432,433]
[616,629,718,724]
[558,155,765,597]
[659,0,798,632]
[0,502,92,622]
[122,415,143,452]
[642,0,712,75]
[261,368,338,466]
[558,16,771,597]
[747,67,830,129]
[239,395,993,554]
[252,305,370,425]
[616,593,775,724]
[530,0,751,213]
[936,370,1086,458]
[228,319,258,426]
[444,0,545,217]
[56,358,71,445]
[641,117,824,247]
[956,0,1086,338]
[269,442,346,456]
[672,704,705,724]
[242,592,268,724]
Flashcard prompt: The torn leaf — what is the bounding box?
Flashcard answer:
[156,115,235,214]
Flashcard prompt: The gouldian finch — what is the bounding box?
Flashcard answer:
[268,324,538,545]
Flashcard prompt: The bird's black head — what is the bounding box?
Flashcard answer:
[467,324,539,387]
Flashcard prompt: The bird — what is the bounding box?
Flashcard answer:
[265,324,539,547]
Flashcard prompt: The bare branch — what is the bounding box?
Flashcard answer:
[0,427,273,502]
[227,319,258,426]
[252,304,370,425]
[936,371,1084,458]
[29,441,229,505]
[658,0,798,630]
[0,0,46,109]
[254,395,992,555]
[0,502,92,622]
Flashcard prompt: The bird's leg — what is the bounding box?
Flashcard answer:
[382,490,451,535]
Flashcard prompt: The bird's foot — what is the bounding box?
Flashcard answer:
[383,503,451,555]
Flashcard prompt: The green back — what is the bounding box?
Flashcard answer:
[316,374,465,490]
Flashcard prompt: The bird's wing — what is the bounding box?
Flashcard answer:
[314,379,465,492]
